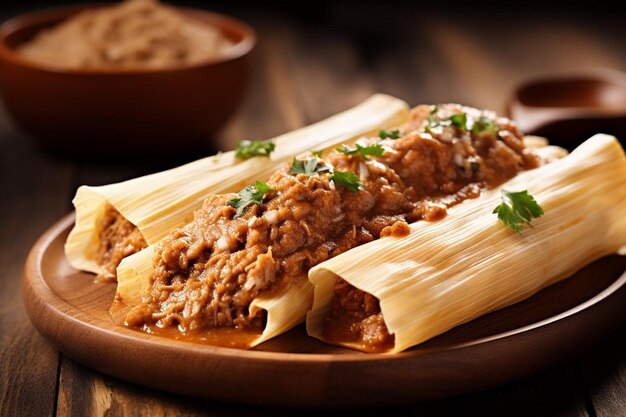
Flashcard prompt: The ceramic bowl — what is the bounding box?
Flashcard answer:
[507,70,626,150]
[0,4,255,154]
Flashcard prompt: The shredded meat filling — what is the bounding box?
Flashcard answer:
[125,104,541,342]
[96,204,147,280]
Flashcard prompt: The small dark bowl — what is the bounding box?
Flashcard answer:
[507,70,626,150]
[0,4,255,154]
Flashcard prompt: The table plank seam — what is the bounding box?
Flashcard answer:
[53,353,62,417]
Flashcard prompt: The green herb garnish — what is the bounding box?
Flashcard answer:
[311,149,324,158]
[289,157,332,176]
[331,170,361,192]
[425,105,468,132]
[235,140,276,159]
[227,181,272,218]
[448,113,468,130]
[336,143,385,160]
[472,116,498,134]
[493,189,544,234]
[378,129,401,140]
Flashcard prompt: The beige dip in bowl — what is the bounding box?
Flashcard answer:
[17,0,235,70]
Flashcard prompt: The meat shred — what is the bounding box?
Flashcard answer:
[96,204,147,280]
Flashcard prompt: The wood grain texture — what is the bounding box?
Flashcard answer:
[57,358,228,417]
[2,4,626,416]
[0,101,71,417]
[56,361,590,417]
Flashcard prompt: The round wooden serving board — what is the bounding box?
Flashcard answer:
[23,214,626,407]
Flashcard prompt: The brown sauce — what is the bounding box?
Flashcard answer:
[124,103,541,349]
[110,298,261,349]
[137,321,262,349]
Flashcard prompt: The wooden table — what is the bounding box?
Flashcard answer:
[1,3,625,416]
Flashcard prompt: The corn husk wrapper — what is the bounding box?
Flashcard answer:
[114,95,410,347]
[117,130,568,348]
[307,134,626,353]
[115,104,567,349]
[66,94,410,276]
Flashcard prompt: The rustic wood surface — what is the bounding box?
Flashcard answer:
[23,213,626,407]
[1,3,626,416]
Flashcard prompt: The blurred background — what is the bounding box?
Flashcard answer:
[1,0,625,158]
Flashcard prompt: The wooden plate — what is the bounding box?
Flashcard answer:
[23,214,626,407]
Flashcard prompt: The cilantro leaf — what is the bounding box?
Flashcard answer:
[235,140,276,159]
[227,180,272,218]
[493,189,544,233]
[449,113,467,130]
[331,170,361,192]
[425,106,468,132]
[336,143,385,160]
[378,129,401,140]
[289,157,332,176]
[472,116,498,134]
[311,149,324,158]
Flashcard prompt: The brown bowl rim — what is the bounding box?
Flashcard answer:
[0,3,256,75]
[509,68,626,114]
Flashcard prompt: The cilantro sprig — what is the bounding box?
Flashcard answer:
[493,189,544,233]
[336,143,385,160]
[472,116,498,134]
[311,149,324,158]
[378,129,401,140]
[448,113,468,130]
[235,140,276,159]
[227,181,272,218]
[290,157,332,176]
[331,170,361,192]
[290,156,361,192]
[426,105,468,132]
